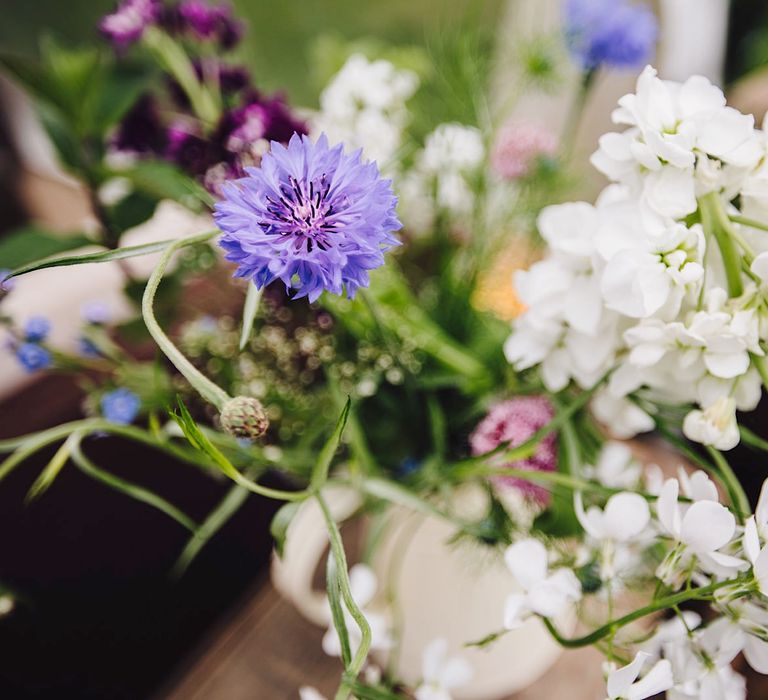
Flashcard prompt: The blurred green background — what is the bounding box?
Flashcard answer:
[1,0,503,105]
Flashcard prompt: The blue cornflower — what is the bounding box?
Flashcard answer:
[214,133,402,303]
[24,316,51,342]
[100,388,141,425]
[16,343,52,373]
[564,0,658,71]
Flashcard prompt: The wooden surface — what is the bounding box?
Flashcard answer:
[161,579,606,700]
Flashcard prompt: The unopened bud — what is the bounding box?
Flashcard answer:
[220,396,269,439]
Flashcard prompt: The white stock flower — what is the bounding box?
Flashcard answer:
[742,478,768,598]
[665,618,747,700]
[682,397,739,451]
[590,389,655,439]
[575,492,650,543]
[584,441,643,489]
[414,638,473,700]
[299,688,327,700]
[592,65,761,215]
[605,651,673,700]
[313,54,418,166]
[321,564,392,658]
[656,475,746,581]
[503,538,581,628]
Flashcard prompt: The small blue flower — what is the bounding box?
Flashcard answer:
[16,343,52,373]
[100,388,141,425]
[78,337,102,358]
[0,270,13,293]
[564,0,658,71]
[81,301,111,325]
[215,133,402,303]
[24,317,51,343]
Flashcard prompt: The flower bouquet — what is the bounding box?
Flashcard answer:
[4,1,768,699]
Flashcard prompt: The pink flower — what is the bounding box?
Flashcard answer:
[469,396,556,502]
[491,121,558,180]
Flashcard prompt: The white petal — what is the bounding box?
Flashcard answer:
[349,564,378,608]
[504,539,548,589]
[299,687,328,700]
[627,659,674,700]
[503,593,527,629]
[607,651,648,699]
[657,478,681,537]
[744,634,768,674]
[751,251,768,283]
[744,516,760,566]
[680,500,735,553]
[603,492,651,541]
[756,478,768,529]
[421,638,447,681]
[704,351,750,379]
[439,656,474,689]
[755,547,768,595]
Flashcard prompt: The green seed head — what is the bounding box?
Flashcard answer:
[220,396,269,440]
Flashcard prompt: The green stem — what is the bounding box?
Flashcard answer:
[543,578,736,648]
[699,192,744,298]
[729,215,768,233]
[753,353,768,391]
[316,493,371,700]
[70,434,198,532]
[740,424,768,454]
[706,446,750,523]
[172,472,255,576]
[142,232,231,410]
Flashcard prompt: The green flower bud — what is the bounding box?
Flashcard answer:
[220,396,269,440]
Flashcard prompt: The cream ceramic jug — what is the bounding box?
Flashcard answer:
[271,484,572,700]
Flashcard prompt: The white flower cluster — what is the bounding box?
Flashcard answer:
[506,66,768,448]
[399,123,485,231]
[312,54,419,167]
[501,442,768,700]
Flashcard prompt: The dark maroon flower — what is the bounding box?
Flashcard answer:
[164,0,245,50]
[113,94,168,155]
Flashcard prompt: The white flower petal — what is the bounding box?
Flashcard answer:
[680,500,735,553]
[744,516,760,566]
[349,564,378,608]
[627,658,674,700]
[657,478,681,537]
[744,634,768,674]
[603,492,651,541]
[607,651,649,699]
[504,539,548,589]
[421,638,447,681]
[503,593,528,629]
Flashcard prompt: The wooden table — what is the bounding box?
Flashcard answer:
[161,579,607,700]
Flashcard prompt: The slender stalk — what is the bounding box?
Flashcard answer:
[706,446,750,522]
[71,434,198,532]
[173,472,256,576]
[729,215,768,234]
[316,493,371,700]
[699,192,743,298]
[543,578,737,648]
[142,232,231,410]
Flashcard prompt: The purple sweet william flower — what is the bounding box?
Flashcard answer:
[564,0,658,71]
[469,396,557,503]
[215,133,402,302]
[172,0,244,49]
[100,0,160,49]
[101,388,141,425]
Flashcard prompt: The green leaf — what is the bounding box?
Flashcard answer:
[108,191,159,232]
[6,238,175,280]
[270,500,302,559]
[0,226,92,270]
[326,553,352,667]
[70,436,197,532]
[25,433,76,502]
[117,160,214,209]
[309,398,351,491]
[239,283,263,351]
